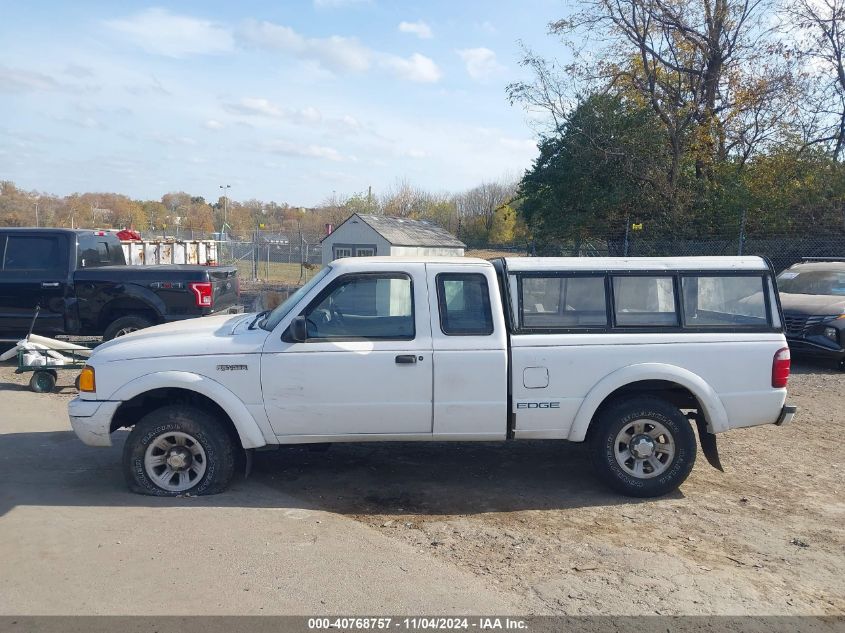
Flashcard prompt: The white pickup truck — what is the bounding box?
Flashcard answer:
[69,256,796,498]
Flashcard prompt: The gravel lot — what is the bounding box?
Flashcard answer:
[0,358,842,615]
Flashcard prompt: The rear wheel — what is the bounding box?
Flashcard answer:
[103,315,153,341]
[589,396,696,497]
[123,405,237,496]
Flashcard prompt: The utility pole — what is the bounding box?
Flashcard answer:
[34,197,40,227]
[219,184,231,237]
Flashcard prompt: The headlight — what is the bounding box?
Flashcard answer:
[823,327,838,342]
[78,366,96,392]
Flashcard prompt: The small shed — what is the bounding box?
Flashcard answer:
[320,213,466,265]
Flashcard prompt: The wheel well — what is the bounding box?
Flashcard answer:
[587,380,702,437]
[99,299,160,329]
[110,388,242,448]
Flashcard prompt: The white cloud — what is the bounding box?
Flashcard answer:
[398,21,433,39]
[240,20,371,72]
[498,137,537,153]
[104,8,234,58]
[262,139,345,161]
[223,98,365,133]
[457,47,505,80]
[477,21,498,35]
[204,119,224,130]
[380,53,441,83]
[0,65,62,92]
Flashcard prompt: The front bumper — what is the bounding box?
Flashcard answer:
[775,404,798,427]
[68,397,121,447]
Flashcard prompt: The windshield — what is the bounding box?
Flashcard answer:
[260,267,332,331]
[777,269,845,296]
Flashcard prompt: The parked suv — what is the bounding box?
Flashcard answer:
[777,259,845,369]
[68,256,796,498]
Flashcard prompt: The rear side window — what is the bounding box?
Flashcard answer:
[78,236,120,267]
[613,276,679,326]
[2,236,63,272]
[520,276,607,329]
[437,273,494,335]
[682,275,769,327]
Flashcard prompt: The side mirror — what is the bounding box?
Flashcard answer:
[288,316,308,343]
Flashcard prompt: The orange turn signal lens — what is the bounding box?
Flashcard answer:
[78,366,96,392]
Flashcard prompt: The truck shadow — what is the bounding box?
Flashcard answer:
[0,431,672,517]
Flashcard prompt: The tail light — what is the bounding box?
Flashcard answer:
[189,281,214,308]
[772,347,791,388]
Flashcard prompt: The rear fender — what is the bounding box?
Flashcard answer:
[567,363,730,442]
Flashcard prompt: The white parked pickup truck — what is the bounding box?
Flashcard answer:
[69,256,796,498]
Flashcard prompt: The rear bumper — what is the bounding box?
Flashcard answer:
[68,397,121,447]
[775,404,798,427]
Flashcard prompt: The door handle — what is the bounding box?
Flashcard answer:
[395,354,417,364]
[41,282,60,288]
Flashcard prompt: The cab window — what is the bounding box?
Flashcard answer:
[437,273,494,335]
[303,273,414,340]
[2,235,63,272]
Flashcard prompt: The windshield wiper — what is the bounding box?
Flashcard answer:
[248,309,272,330]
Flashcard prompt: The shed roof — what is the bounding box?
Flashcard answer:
[326,213,466,248]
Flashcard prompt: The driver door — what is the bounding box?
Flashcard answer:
[261,265,433,437]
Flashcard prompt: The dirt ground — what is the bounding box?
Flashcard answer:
[1,358,843,615]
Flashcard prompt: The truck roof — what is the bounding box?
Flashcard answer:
[503,256,770,272]
[330,256,491,269]
[0,227,115,236]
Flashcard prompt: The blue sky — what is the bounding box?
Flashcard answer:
[0,1,567,206]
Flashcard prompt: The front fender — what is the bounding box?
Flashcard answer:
[108,371,268,449]
[567,363,729,442]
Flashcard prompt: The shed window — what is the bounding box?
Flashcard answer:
[355,247,375,257]
[333,247,352,259]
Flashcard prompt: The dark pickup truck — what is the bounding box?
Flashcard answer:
[0,228,240,341]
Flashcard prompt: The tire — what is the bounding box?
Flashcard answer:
[589,396,697,498]
[30,370,57,393]
[122,405,237,497]
[103,315,153,341]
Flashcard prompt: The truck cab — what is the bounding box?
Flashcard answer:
[68,256,795,498]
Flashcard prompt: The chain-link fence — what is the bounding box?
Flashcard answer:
[136,229,325,284]
[138,225,844,287]
[524,234,845,272]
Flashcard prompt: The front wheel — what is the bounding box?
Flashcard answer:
[123,405,237,496]
[589,396,697,497]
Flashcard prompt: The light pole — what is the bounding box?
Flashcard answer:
[33,197,40,227]
[219,184,231,237]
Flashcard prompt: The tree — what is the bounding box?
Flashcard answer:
[488,204,518,244]
[784,0,845,160]
[509,0,795,194]
[454,179,517,232]
[518,94,668,250]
